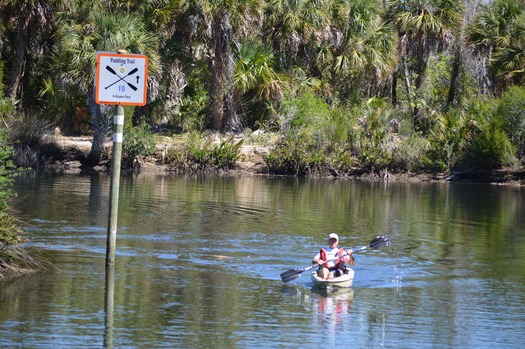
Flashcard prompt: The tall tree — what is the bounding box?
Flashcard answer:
[190,0,263,132]
[137,0,190,127]
[263,0,332,71]
[328,0,397,100]
[466,0,525,94]
[385,0,463,130]
[233,40,284,127]
[263,0,396,102]
[0,0,62,103]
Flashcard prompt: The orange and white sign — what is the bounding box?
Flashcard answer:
[95,52,148,106]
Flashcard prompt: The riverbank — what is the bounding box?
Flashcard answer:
[50,133,525,186]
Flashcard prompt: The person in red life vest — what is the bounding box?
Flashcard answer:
[312,233,354,279]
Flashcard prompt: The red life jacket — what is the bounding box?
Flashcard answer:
[319,247,345,268]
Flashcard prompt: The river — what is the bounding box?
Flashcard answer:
[1,171,524,348]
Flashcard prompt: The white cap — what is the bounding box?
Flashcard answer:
[328,233,339,241]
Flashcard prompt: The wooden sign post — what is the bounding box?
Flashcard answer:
[95,51,148,266]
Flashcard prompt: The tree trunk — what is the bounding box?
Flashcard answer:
[87,103,111,165]
[209,11,240,132]
[222,15,240,133]
[209,16,226,131]
[8,8,32,100]
[391,69,398,106]
[87,128,107,165]
[447,44,462,107]
[401,57,420,130]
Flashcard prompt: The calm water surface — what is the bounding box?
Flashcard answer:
[1,172,525,348]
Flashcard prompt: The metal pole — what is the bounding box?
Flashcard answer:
[106,104,124,266]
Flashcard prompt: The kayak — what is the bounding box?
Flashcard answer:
[311,268,354,288]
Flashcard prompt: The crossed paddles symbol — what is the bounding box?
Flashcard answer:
[104,66,139,91]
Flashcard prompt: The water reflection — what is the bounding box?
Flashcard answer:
[104,265,115,349]
[313,287,354,333]
[1,172,524,348]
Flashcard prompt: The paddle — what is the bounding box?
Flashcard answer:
[279,235,391,283]
[104,66,139,91]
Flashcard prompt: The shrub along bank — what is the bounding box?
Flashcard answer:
[6,90,525,182]
[0,129,31,279]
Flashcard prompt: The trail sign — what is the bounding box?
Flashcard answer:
[95,52,148,106]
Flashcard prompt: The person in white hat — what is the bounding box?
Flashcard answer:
[312,233,354,279]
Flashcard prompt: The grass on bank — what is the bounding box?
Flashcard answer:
[0,127,39,279]
[164,133,245,173]
[0,213,35,279]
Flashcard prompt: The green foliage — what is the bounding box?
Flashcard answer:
[0,214,25,262]
[292,93,330,127]
[393,134,430,172]
[1,0,525,177]
[0,98,14,117]
[353,99,396,171]
[37,76,93,134]
[469,118,516,169]
[265,93,354,176]
[278,92,352,145]
[0,128,24,266]
[264,134,329,176]
[234,40,284,128]
[0,70,22,245]
[209,137,244,168]
[0,60,3,91]
[466,0,525,90]
[167,134,243,171]
[266,95,401,175]
[424,110,473,171]
[0,129,17,212]
[122,123,157,161]
[496,86,525,158]
[172,67,210,132]
[175,92,209,133]
[0,60,15,116]
[462,100,517,169]
[408,50,478,128]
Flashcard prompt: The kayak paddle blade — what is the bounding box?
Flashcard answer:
[369,235,391,249]
[280,268,303,283]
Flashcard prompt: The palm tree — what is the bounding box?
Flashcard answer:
[189,0,263,132]
[492,22,525,87]
[233,40,285,127]
[385,0,463,129]
[328,0,397,100]
[466,0,525,94]
[265,0,392,104]
[263,0,332,71]
[51,9,159,164]
[0,0,63,103]
[263,0,396,103]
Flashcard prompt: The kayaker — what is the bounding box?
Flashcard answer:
[312,233,354,280]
